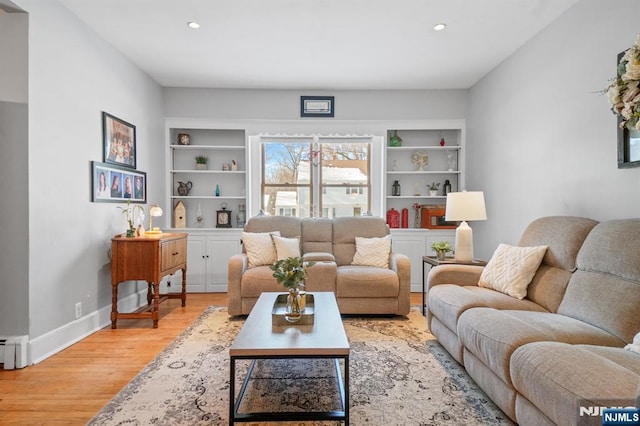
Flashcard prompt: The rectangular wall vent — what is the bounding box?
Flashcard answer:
[0,336,28,369]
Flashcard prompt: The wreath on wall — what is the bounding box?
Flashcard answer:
[606,35,640,131]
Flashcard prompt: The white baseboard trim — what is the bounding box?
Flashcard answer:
[29,289,149,365]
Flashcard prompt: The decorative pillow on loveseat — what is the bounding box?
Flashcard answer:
[241,231,280,268]
[272,235,301,260]
[478,243,548,299]
[351,235,391,268]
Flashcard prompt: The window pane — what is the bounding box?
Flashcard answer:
[320,143,369,217]
[263,142,311,184]
[321,187,368,217]
[262,186,311,217]
[321,143,369,184]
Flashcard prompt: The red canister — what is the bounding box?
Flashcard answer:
[401,208,409,228]
[386,208,400,228]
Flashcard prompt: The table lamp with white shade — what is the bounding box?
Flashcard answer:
[146,204,163,234]
[445,191,487,262]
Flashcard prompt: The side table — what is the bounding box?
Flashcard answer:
[111,232,188,328]
[422,256,487,316]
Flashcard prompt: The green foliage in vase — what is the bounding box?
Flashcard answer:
[117,199,144,231]
[431,240,452,254]
[195,155,208,164]
[270,257,316,289]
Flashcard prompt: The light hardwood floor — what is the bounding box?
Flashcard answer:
[0,292,423,425]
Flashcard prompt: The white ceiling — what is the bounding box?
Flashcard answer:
[58,0,580,90]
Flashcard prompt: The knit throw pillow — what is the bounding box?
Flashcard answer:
[351,236,391,268]
[478,243,548,299]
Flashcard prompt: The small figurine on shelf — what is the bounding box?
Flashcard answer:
[411,152,428,171]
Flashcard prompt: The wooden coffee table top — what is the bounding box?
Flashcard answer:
[229,292,350,357]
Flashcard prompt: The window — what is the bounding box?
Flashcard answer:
[262,139,370,217]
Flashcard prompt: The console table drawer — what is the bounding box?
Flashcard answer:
[161,238,187,272]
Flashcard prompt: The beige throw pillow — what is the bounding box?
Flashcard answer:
[272,235,301,260]
[242,231,281,268]
[478,243,548,299]
[351,236,391,268]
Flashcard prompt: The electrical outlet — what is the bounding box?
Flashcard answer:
[75,302,82,319]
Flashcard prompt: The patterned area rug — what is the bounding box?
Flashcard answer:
[88,306,514,425]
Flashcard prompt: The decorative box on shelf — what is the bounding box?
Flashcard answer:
[421,205,457,229]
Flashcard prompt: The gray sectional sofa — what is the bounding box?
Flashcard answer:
[427,216,640,425]
[228,215,411,316]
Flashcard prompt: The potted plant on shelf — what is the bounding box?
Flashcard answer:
[431,240,452,261]
[428,182,440,196]
[270,257,315,323]
[195,155,208,170]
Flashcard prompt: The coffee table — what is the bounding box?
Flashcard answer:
[229,291,350,425]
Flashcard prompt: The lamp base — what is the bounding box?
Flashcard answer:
[454,221,474,262]
[146,227,162,234]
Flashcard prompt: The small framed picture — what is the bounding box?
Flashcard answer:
[103,111,136,169]
[301,96,334,118]
[177,133,191,145]
[91,161,146,203]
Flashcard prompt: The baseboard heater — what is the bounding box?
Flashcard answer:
[0,336,28,369]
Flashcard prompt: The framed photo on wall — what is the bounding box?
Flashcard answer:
[102,111,136,169]
[91,161,146,203]
[617,116,640,168]
[300,96,335,117]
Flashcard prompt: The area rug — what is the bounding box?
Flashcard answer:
[88,306,514,425]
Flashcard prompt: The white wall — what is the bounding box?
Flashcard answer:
[0,9,28,337]
[13,0,164,362]
[468,0,640,259]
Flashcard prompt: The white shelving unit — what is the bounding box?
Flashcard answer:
[167,128,248,230]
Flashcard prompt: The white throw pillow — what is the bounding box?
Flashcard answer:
[272,235,301,260]
[351,236,391,268]
[242,231,281,268]
[478,243,548,299]
[624,331,640,355]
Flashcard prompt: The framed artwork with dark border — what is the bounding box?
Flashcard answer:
[102,111,136,169]
[617,116,640,168]
[301,96,334,117]
[91,161,146,203]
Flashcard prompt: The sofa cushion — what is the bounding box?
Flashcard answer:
[333,216,389,266]
[272,235,301,260]
[510,342,640,426]
[336,265,398,298]
[301,218,333,254]
[457,308,626,386]
[351,235,391,268]
[242,231,280,268]
[517,216,598,312]
[428,284,548,333]
[558,219,640,344]
[478,244,548,299]
[240,265,282,297]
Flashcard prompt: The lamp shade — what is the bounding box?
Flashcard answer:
[445,191,487,222]
[150,205,163,217]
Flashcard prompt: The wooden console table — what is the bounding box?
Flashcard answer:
[111,232,188,328]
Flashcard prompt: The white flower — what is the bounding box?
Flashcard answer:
[608,84,621,104]
[607,34,640,131]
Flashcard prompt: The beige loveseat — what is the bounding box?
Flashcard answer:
[427,216,640,425]
[228,215,411,316]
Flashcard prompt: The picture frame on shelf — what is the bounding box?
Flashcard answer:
[300,96,334,118]
[102,111,136,169]
[91,161,146,203]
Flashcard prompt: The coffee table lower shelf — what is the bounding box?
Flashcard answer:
[229,354,349,425]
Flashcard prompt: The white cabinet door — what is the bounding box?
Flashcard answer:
[186,235,207,293]
[391,231,427,292]
[206,234,242,293]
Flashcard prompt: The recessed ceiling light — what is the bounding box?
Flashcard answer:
[187,22,200,29]
[433,23,447,31]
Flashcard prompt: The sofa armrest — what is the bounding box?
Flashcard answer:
[303,252,336,262]
[227,253,248,316]
[390,252,411,315]
[426,264,484,292]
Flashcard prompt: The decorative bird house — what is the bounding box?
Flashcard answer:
[174,201,186,229]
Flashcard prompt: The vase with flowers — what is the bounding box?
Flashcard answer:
[270,257,315,323]
[118,200,144,237]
